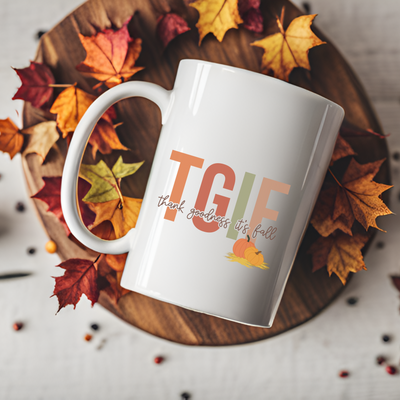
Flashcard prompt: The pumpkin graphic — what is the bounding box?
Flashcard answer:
[233,235,255,258]
[244,247,264,266]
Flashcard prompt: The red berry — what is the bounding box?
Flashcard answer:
[154,356,164,364]
[376,356,386,365]
[339,370,349,378]
[13,322,23,331]
[386,366,397,375]
[84,334,93,342]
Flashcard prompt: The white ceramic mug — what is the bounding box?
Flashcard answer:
[61,59,344,327]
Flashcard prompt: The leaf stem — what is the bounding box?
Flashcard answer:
[48,84,73,88]
[329,168,343,187]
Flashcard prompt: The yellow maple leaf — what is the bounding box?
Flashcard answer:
[251,10,325,81]
[190,0,243,44]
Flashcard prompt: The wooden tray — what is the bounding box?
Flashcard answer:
[22,0,390,346]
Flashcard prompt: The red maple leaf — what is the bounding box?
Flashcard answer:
[391,276,400,293]
[156,13,191,47]
[53,257,99,312]
[238,0,264,33]
[32,177,95,235]
[12,61,55,109]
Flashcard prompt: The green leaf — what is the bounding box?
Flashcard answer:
[79,156,143,203]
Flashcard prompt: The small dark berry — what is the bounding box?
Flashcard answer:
[393,152,400,161]
[15,202,25,212]
[36,30,47,39]
[154,356,164,364]
[90,323,99,331]
[346,297,358,305]
[13,322,23,331]
[181,393,191,400]
[382,335,391,343]
[302,2,311,14]
[339,370,349,378]
[27,247,36,255]
[376,241,385,249]
[376,356,386,365]
[386,366,397,375]
[84,334,93,342]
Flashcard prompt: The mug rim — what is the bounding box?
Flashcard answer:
[179,59,344,114]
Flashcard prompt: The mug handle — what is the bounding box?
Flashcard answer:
[61,81,173,254]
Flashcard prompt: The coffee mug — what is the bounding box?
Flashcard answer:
[61,59,344,327]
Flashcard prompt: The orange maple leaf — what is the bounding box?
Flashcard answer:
[251,8,325,81]
[76,19,144,88]
[190,0,243,44]
[87,196,142,239]
[311,159,392,236]
[50,85,127,157]
[0,118,25,159]
[309,232,369,284]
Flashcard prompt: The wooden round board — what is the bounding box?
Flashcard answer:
[22,0,390,346]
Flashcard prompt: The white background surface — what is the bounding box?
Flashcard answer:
[0,0,400,399]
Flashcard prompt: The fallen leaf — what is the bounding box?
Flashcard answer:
[87,196,142,238]
[311,186,354,237]
[12,61,55,109]
[340,120,386,139]
[157,13,191,47]
[21,121,59,163]
[89,119,128,159]
[105,253,127,272]
[50,85,95,138]
[330,134,357,165]
[190,0,243,44]
[311,159,392,236]
[0,118,25,159]
[308,232,369,284]
[32,176,95,235]
[251,9,325,81]
[76,19,144,88]
[80,156,143,203]
[53,257,99,312]
[238,0,263,33]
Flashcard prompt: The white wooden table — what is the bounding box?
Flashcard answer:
[0,0,399,399]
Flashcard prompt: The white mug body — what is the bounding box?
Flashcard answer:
[117,60,344,327]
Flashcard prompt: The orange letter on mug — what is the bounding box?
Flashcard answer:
[249,178,291,242]
[165,150,204,221]
[193,164,236,232]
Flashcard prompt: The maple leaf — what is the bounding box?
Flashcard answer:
[32,177,95,235]
[52,257,99,312]
[340,120,386,139]
[311,159,392,236]
[251,9,325,81]
[80,156,143,203]
[21,121,59,163]
[157,13,191,47]
[50,85,126,156]
[308,232,369,284]
[238,0,263,33]
[0,118,25,159]
[105,253,127,272]
[330,134,356,166]
[190,0,243,44]
[75,19,144,88]
[12,61,55,109]
[391,276,400,293]
[87,196,142,238]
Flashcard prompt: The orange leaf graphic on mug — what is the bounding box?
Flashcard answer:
[76,18,144,88]
[50,85,127,157]
[308,232,369,285]
[311,159,392,236]
[190,0,243,44]
[251,8,325,81]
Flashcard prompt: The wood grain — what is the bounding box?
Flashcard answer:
[21,0,390,346]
